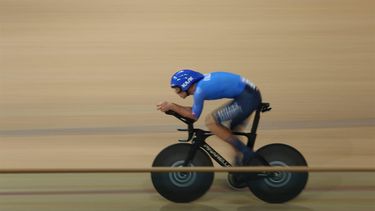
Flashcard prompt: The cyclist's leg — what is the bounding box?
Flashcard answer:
[205,101,234,142]
[231,116,251,133]
[206,86,261,164]
[231,87,261,161]
[206,104,253,165]
[230,87,261,131]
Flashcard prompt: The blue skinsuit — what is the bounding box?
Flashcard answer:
[192,72,261,129]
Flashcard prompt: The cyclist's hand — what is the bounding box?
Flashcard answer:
[157,101,173,112]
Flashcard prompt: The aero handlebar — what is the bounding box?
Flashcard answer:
[165,110,195,142]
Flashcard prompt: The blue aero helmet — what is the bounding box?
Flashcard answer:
[170,69,204,92]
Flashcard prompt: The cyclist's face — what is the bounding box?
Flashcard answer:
[174,87,187,99]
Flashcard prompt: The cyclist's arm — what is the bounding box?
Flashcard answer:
[171,103,197,121]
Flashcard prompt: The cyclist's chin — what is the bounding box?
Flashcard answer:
[178,93,188,99]
[181,95,189,99]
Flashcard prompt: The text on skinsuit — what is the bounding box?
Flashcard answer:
[241,77,256,89]
[217,102,243,121]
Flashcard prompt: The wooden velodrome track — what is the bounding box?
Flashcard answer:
[0,0,374,210]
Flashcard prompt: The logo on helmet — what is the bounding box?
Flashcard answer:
[181,76,194,88]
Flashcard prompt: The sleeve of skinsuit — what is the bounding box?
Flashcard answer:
[192,87,205,119]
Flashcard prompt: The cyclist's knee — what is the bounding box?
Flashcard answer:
[205,113,220,129]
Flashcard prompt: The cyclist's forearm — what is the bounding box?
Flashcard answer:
[171,103,197,121]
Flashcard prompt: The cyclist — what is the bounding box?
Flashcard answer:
[156,69,262,165]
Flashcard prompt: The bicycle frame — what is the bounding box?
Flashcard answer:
[166,102,271,168]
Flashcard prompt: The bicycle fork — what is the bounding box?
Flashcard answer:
[182,140,201,167]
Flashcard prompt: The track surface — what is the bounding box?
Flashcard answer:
[0,126,374,210]
[0,173,374,211]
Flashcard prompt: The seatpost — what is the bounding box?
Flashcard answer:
[251,109,261,134]
[247,108,261,149]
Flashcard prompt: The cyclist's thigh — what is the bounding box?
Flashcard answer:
[212,100,242,124]
[230,90,261,130]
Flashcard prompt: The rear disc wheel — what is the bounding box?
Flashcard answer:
[247,144,308,203]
